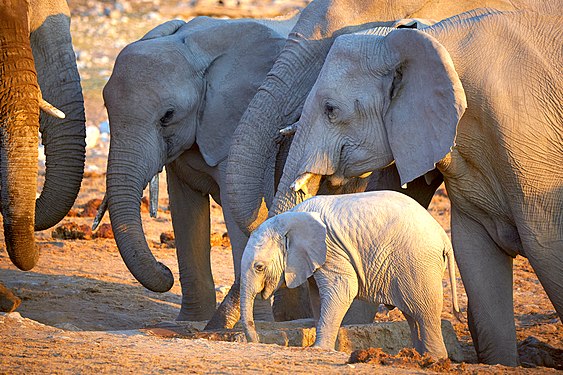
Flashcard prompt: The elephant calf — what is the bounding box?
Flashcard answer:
[241,191,460,359]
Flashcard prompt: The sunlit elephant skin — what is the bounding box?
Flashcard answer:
[0,0,85,311]
[102,16,296,328]
[241,192,460,358]
[280,10,562,366]
[226,0,556,237]
[223,0,558,324]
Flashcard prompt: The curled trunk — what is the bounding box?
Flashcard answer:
[0,1,40,270]
[225,0,419,235]
[107,139,173,293]
[32,13,86,230]
[240,286,260,343]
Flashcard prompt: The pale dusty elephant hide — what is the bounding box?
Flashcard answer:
[241,191,460,359]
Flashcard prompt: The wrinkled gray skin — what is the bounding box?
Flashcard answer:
[225,0,554,323]
[0,0,86,311]
[281,9,562,366]
[102,16,296,329]
[241,191,460,359]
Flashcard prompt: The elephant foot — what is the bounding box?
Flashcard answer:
[273,283,313,321]
[0,283,21,313]
[204,283,241,330]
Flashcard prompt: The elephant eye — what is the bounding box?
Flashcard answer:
[254,262,265,272]
[160,109,175,125]
[324,103,338,121]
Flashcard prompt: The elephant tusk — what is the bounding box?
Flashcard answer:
[291,172,315,192]
[92,194,108,231]
[358,171,372,179]
[149,173,159,218]
[38,95,65,119]
[279,124,296,136]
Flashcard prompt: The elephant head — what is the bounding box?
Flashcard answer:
[102,18,287,292]
[281,29,466,202]
[0,0,85,271]
[224,0,536,235]
[240,211,326,342]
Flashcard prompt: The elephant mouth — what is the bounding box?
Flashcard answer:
[291,170,373,194]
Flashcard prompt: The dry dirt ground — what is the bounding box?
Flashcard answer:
[0,1,561,373]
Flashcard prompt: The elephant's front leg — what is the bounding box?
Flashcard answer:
[313,267,358,349]
[167,165,216,321]
[205,167,273,329]
[451,207,518,366]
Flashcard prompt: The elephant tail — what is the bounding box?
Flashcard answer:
[445,245,463,322]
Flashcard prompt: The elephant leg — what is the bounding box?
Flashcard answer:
[273,283,313,321]
[313,269,358,349]
[342,299,377,325]
[518,226,563,319]
[0,282,21,313]
[308,277,321,321]
[451,207,518,366]
[404,312,423,353]
[167,166,216,321]
[205,168,273,330]
[417,314,447,359]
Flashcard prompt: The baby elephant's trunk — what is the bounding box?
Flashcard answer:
[446,246,462,321]
[240,285,260,343]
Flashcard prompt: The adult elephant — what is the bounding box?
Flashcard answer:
[225,0,556,236]
[275,9,562,366]
[0,0,86,311]
[225,0,553,325]
[101,16,295,329]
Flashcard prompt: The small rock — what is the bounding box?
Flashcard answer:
[52,222,92,240]
[99,120,110,134]
[86,125,100,149]
[93,223,114,239]
[210,232,230,247]
[160,231,175,248]
[79,198,103,217]
[0,283,21,313]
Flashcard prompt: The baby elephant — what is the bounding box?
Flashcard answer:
[240,191,460,359]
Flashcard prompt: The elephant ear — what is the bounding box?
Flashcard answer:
[141,19,186,40]
[381,29,467,186]
[277,211,328,289]
[194,21,287,167]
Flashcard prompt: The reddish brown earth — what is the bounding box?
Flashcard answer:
[0,1,560,373]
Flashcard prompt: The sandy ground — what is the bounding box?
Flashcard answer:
[0,1,561,373]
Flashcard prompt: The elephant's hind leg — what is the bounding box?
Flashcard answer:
[404,312,424,354]
[417,314,447,359]
[451,207,518,365]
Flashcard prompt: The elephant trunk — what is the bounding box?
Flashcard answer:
[225,33,331,235]
[269,123,327,217]
[0,2,40,270]
[106,139,173,293]
[240,279,260,343]
[224,0,404,235]
[31,13,86,231]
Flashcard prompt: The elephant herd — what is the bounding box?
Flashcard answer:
[0,0,561,368]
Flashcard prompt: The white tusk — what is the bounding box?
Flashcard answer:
[279,124,296,136]
[92,194,108,230]
[401,183,408,189]
[358,171,372,179]
[290,172,315,192]
[39,98,65,119]
[149,173,159,218]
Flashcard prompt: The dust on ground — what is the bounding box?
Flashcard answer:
[0,1,561,373]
